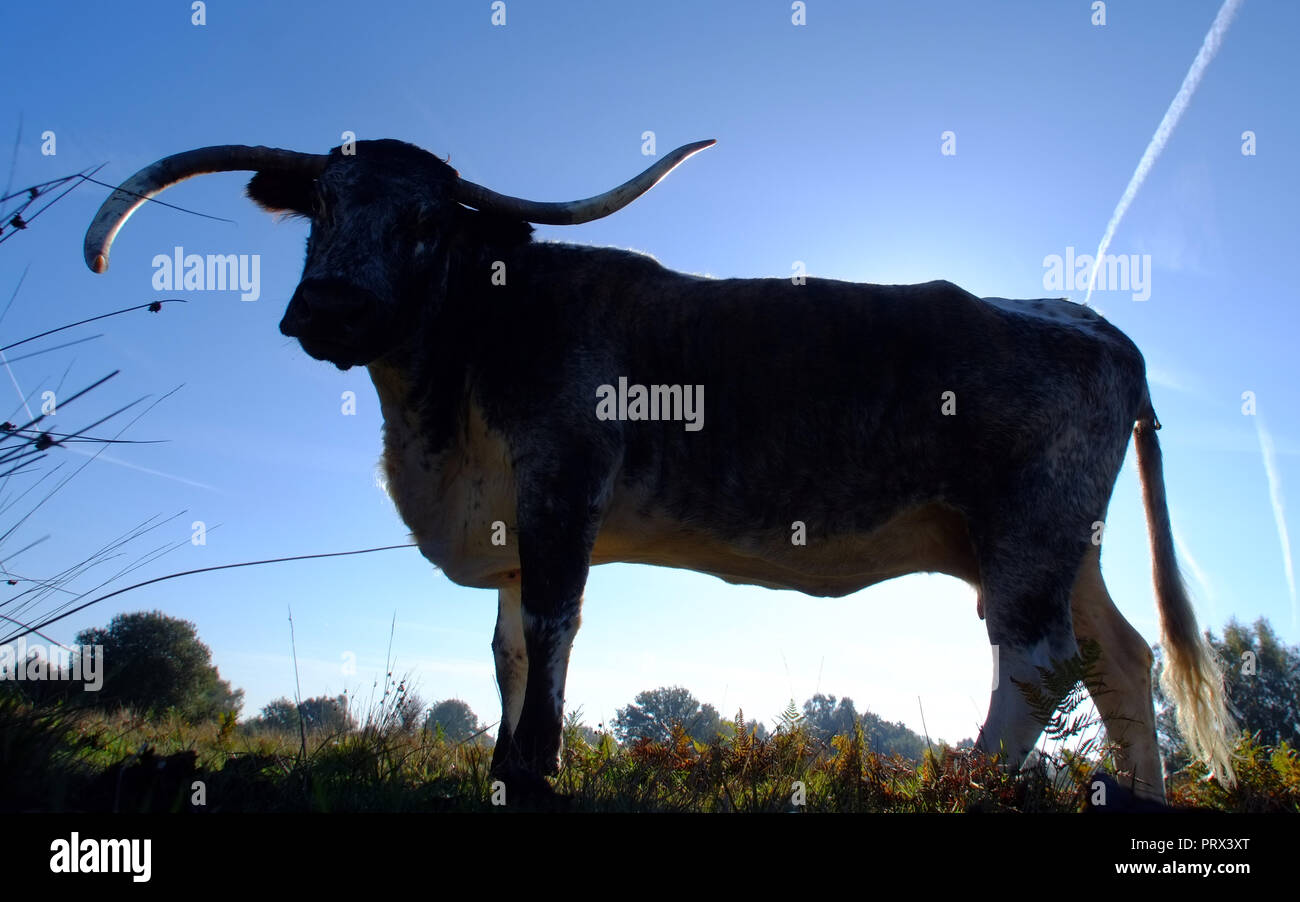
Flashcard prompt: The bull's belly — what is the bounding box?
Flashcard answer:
[589,500,979,597]
[384,397,979,594]
[422,498,978,595]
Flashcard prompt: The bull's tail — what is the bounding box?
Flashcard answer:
[1133,408,1238,785]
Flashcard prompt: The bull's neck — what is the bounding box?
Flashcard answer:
[366,238,513,451]
[367,355,414,422]
[366,336,467,455]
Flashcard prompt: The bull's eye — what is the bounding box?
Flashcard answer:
[412,205,437,233]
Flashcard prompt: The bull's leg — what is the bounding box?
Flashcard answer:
[976,612,1079,772]
[513,597,582,774]
[496,448,607,787]
[974,529,1086,776]
[1070,545,1165,802]
[489,585,527,774]
[491,586,584,789]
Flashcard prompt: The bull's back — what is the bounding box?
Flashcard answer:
[598,274,1147,551]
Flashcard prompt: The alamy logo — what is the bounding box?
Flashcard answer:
[49,833,151,882]
[0,638,103,691]
[595,376,704,432]
[1043,246,1151,301]
[152,245,261,301]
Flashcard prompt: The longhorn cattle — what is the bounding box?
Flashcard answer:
[84,138,1236,802]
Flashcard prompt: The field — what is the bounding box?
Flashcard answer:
[4,691,1296,814]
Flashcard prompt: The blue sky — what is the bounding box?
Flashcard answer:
[0,0,1295,745]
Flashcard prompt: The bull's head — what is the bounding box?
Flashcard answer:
[84,138,714,370]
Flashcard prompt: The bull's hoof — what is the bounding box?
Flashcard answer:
[1084,772,1171,813]
[489,762,569,810]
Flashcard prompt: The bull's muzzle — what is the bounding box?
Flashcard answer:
[280,278,388,369]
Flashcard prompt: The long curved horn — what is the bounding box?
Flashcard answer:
[84,146,328,273]
[454,139,715,225]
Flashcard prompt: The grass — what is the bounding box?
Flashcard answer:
[5,689,1296,813]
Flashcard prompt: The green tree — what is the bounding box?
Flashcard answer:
[801,693,928,760]
[860,710,929,760]
[1155,616,1300,769]
[425,698,481,740]
[0,649,79,705]
[612,686,722,744]
[802,694,858,741]
[393,690,425,734]
[720,711,770,741]
[76,610,242,721]
[254,698,299,732]
[252,694,355,734]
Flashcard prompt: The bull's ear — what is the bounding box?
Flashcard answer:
[246,170,313,216]
[455,205,533,246]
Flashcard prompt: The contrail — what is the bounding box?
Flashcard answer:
[0,350,35,422]
[1256,417,1296,629]
[1084,0,1245,305]
[64,445,219,491]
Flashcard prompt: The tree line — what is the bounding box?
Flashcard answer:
[5,609,1297,769]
